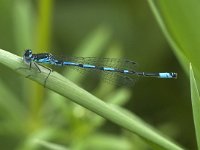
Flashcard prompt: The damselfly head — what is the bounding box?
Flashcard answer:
[23,49,33,63]
[24,49,32,57]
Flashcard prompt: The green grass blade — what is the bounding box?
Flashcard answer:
[13,0,34,50]
[190,64,200,149]
[0,49,184,150]
[36,0,54,50]
[148,0,190,73]
[0,79,26,121]
[148,1,200,149]
[35,140,68,150]
[148,0,200,82]
[72,133,132,150]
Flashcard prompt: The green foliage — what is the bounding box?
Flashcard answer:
[149,0,200,149]
[190,64,200,150]
[0,0,198,150]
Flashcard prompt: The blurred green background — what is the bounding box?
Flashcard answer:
[0,0,195,150]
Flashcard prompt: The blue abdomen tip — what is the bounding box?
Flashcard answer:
[159,73,177,78]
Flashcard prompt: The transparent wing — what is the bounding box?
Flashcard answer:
[54,56,137,70]
[53,56,138,86]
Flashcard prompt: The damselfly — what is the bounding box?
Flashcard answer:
[22,49,177,86]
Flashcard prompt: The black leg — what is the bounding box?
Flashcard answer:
[33,62,41,73]
[34,63,52,87]
[44,68,52,87]
[17,62,52,87]
[29,62,32,69]
[16,62,33,73]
